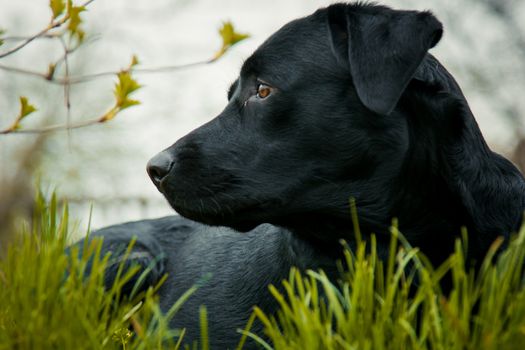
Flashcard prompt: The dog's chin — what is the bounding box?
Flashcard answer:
[176,208,261,232]
[164,196,264,232]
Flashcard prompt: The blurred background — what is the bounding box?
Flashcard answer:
[1,0,525,242]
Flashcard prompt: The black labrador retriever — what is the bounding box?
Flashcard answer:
[76,2,525,348]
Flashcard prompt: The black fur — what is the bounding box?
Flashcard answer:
[73,3,525,348]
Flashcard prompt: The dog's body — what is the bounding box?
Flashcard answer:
[89,217,336,347]
[75,2,525,348]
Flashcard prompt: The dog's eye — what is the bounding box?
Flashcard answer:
[257,84,272,99]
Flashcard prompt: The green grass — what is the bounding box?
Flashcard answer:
[0,192,524,349]
[251,224,525,350]
[0,191,208,350]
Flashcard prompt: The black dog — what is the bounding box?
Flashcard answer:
[77,2,525,348]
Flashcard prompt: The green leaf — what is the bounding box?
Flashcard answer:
[113,71,141,113]
[68,6,85,32]
[119,99,140,110]
[114,72,141,101]
[5,96,37,131]
[219,21,249,47]
[46,63,56,80]
[99,62,142,123]
[50,0,66,19]
[19,96,37,120]
[130,55,140,67]
[67,2,86,42]
[214,21,249,59]
[0,29,5,47]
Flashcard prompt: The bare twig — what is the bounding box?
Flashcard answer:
[0,115,109,135]
[2,34,58,41]
[59,37,72,130]
[0,58,216,85]
[82,0,96,8]
[0,23,63,59]
[66,58,217,82]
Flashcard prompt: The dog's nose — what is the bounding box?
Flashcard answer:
[147,151,174,187]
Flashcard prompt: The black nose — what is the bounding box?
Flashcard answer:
[147,151,174,187]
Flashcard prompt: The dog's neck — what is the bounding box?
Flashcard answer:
[271,81,524,266]
[279,86,500,264]
[383,84,523,262]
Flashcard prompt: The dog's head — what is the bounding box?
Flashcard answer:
[146,3,444,231]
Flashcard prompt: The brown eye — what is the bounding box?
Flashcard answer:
[257,84,272,99]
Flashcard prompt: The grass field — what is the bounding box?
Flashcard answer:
[0,192,524,349]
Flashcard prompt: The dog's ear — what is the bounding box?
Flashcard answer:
[327,4,443,115]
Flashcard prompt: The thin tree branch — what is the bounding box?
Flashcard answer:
[0,116,108,135]
[0,24,62,59]
[2,34,58,41]
[0,58,216,84]
[0,2,244,136]
[60,59,216,83]
[0,0,96,59]
[0,56,221,135]
[59,36,73,139]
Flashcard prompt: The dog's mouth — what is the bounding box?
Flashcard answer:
[160,183,286,231]
[158,187,268,229]
[152,165,282,229]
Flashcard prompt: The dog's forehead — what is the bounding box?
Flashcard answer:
[240,12,332,83]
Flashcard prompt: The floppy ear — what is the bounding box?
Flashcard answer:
[327,4,443,115]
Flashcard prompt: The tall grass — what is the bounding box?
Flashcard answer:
[0,191,208,350]
[1,192,524,349]
[251,225,525,350]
